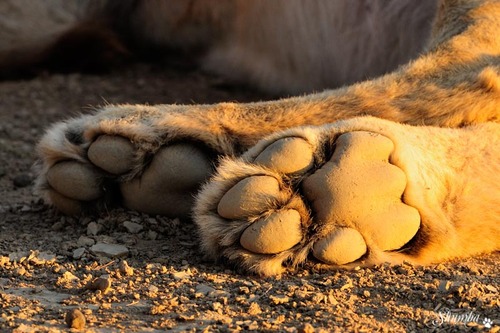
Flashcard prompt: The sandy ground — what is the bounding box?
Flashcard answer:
[0,63,498,332]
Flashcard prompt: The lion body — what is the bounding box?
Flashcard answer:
[1,0,437,92]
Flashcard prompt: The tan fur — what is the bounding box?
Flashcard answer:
[29,0,500,272]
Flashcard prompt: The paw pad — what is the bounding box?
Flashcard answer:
[312,227,367,265]
[254,137,314,174]
[88,135,135,175]
[240,209,302,254]
[46,161,102,201]
[217,176,281,219]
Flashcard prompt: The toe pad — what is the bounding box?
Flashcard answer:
[313,228,367,265]
[240,209,302,254]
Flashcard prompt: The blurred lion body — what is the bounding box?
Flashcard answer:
[0,0,437,93]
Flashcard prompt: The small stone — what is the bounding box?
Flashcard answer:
[438,280,452,292]
[72,248,86,259]
[212,302,223,311]
[396,266,408,275]
[269,294,289,305]
[56,271,80,286]
[90,243,129,258]
[300,323,315,333]
[239,286,250,294]
[86,222,101,236]
[123,221,143,234]
[61,271,79,282]
[77,236,95,247]
[8,251,28,262]
[0,256,9,267]
[172,271,191,280]
[15,267,26,276]
[118,260,134,276]
[29,251,57,265]
[248,302,262,315]
[247,321,259,330]
[209,290,230,298]
[13,173,33,188]
[485,285,498,293]
[51,220,66,231]
[327,294,338,305]
[363,290,371,297]
[86,276,111,293]
[196,284,216,295]
[147,230,158,240]
[65,309,86,330]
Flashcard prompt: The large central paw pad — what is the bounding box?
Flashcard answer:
[303,132,421,264]
[196,130,421,275]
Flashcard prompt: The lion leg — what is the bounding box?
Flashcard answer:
[194,117,500,276]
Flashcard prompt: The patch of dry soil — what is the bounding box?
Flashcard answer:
[0,64,498,332]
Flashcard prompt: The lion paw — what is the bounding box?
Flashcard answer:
[195,128,421,275]
[37,110,214,218]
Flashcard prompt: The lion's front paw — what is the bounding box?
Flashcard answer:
[195,125,421,275]
[38,109,214,218]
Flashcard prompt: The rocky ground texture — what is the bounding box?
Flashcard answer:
[0,63,498,332]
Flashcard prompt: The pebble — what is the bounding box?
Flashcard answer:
[77,236,95,247]
[248,302,262,315]
[438,280,452,292]
[485,285,498,293]
[90,243,129,258]
[147,230,158,240]
[123,221,143,234]
[212,302,223,311]
[87,222,101,236]
[196,284,216,295]
[56,271,79,287]
[61,271,79,282]
[300,323,315,333]
[51,220,66,231]
[8,251,28,262]
[28,251,56,265]
[0,256,8,267]
[118,260,134,276]
[73,248,86,259]
[86,276,112,294]
[65,309,86,330]
[172,271,191,280]
[269,294,289,305]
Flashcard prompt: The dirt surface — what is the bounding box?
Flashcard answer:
[0,63,498,332]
